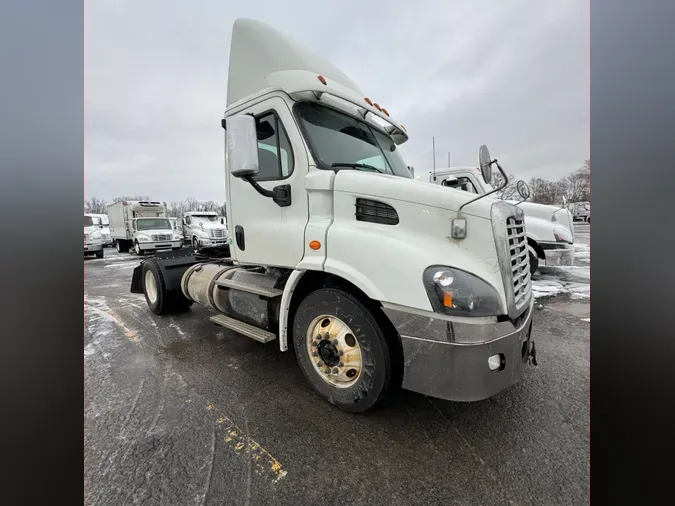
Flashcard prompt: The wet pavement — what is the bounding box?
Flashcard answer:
[84,224,590,505]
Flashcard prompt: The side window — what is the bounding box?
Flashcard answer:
[255,112,294,180]
[185,216,191,225]
[457,177,479,194]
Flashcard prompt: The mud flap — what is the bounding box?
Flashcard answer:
[130,263,145,294]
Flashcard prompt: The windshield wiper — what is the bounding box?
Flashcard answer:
[331,162,385,174]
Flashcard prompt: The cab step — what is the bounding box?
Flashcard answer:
[209,314,277,343]
[214,278,283,298]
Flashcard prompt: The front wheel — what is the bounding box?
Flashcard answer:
[528,247,539,274]
[95,249,104,259]
[292,288,399,413]
[134,240,144,256]
[192,237,200,250]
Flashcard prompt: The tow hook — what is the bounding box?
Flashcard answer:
[528,341,539,366]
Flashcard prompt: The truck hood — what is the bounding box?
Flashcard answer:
[334,171,498,220]
[198,223,228,232]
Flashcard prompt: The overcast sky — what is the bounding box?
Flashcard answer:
[85,0,588,203]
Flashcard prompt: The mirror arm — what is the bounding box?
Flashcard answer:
[456,159,509,219]
[243,176,292,208]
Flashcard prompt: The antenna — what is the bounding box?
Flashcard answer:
[432,137,436,181]
[447,152,451,167]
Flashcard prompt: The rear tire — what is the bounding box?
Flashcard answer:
[292,287,398,413]
[141,258,194,315]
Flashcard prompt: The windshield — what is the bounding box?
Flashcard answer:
[192,215,219,225]
[136,218,171,231]
[294,101,412,179]
[84,216,94,227]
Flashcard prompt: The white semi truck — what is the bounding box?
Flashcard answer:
[181,211,229,250]
[85,213,112,247]
[430,167,575,273]
[84,215,104,258]
[107,200,183,255]
[130,18,538,413]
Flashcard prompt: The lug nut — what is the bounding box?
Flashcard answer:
[338,362,344,367]
[312,351,318,357]
[338,350,344,356]
[332,340,339,346]
[332,368,339,374]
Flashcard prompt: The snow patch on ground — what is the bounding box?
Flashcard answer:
[581,318,590,322]
[532,277,590,300]
[104,262,139,269]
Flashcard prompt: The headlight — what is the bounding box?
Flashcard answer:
[423,266,503,317]
[174,234,181,240]
[553,227,573,244]
[92,231,102,240]
[138,236,150,242]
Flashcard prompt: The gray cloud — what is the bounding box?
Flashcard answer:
[86,0,588,201]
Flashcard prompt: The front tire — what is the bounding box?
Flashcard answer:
[141,258,194,315]
[292,288,398,413]
[134,240,144,256]
[192,236,200,250]
[95,249,104,259]
[529,248,540,274]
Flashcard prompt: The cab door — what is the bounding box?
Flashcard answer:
[225,96,309,268]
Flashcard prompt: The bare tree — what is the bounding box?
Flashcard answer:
[111,195,152,203]
[490,172,520,200]
[84,196,108,214]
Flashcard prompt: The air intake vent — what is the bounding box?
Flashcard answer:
[355,198,399,226]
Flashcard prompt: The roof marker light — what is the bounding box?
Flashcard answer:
[381,108,390,116]
[373,103,382,111]
[364,97,373,106]
[318,75,327,85]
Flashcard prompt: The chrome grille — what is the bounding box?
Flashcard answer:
[209,229,225,239]
[152,234,172,241]
[507,216,531,309]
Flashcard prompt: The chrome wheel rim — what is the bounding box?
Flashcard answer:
[144,270,158,304]
[306,315,362,388]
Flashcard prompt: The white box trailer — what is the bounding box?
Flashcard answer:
[107,200,182,255]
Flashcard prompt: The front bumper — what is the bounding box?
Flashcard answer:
[201,238,228,246]
[84,243,102,253]
[383,298,535,402]
[138,240,182,251]
[540,242,574,266]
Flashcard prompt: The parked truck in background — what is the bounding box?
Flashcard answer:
[429,167,575,273]
[168,217,184,245]
[84,215,104,258]
[131,18,537,413]
[568,201,590,222]
[107,200,183,255]
[86,213,112,247]
[182,211,229,250]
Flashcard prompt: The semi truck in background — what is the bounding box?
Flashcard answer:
[429,167,575,273]
[181,211,229,250]
[107,200,183,255]
[568,201,590,222]
[130,18,538,413]
[86,213,112,247]
[168,217,184,245]
[84,215,104,258]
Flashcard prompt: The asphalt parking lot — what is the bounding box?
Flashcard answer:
[84,223,590,505]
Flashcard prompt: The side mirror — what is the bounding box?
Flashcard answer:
[226,115,260,179]
[562,196,567,208]
[478,145,493,184]
[442,176,459,187]
[516,180,531,201]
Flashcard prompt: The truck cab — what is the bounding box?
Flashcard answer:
[84,215,104,258]
[182,211,228,250]
[431,167,575,272]
[86,213,112,247]
[131,18,537,413]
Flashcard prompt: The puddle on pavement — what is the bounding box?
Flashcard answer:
[544,299,590,318]
[162,340,191,358]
